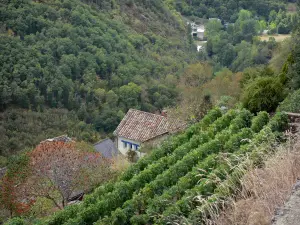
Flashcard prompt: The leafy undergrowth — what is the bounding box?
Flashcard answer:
[5,108,288,225]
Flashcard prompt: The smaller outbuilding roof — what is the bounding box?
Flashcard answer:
[94,139,119,159]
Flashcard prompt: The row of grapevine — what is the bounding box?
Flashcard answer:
[126,112,269,225]
[61,110,241,225]
[93,110,254,225]
[145,127,263,225]
[162,112,288,225]
[158,129,256,224]
[46,109,223,224]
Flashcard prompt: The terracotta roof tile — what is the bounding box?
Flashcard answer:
[114,109,185,142]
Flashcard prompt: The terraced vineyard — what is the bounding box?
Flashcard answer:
[13,108,287,225]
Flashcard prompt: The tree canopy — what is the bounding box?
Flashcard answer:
[168,0,289,22]
[0,0,195,151]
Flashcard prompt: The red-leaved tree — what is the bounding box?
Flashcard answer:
[23,141,113,209]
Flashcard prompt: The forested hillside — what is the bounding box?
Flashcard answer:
[167,0,293,21]
[0,0,195,156]
[2,0,300,223]
[1,0,298,158]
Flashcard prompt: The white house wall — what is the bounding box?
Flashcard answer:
[117,136,141,156]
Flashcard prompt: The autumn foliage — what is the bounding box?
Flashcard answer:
[0,140,113,217]
[0,154,32,217]
[171,64,242,122]
[1,176,33,217]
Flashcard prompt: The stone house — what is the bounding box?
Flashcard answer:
[113,109,185,157]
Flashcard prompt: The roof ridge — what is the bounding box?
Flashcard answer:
[128,108,167,119]
[93,138,112,146]
[114,109,181,143]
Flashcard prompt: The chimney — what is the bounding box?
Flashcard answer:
[161,110,168,117]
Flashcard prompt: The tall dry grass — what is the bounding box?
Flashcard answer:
[111,154,131,173]
[216,134,300,225]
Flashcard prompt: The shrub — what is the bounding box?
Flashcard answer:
[0,156,7,167]
[269,112,289,133]
[4,217,25,225]
[251,111,269,133]
[277,89,300,113]
[242,77,286,113]
[130,214,150,225]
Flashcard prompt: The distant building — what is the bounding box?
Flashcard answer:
[197,41,207,52]
[94,138,119,159]
[113,109,185,157]
[188,22,205,40]
[195,26,205,40]
[67,190,84,205]
[262,30,269,35]
[197,45,203,52]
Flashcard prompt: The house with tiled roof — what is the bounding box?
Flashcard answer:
[113,109,185,156]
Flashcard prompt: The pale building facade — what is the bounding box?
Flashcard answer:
[188,22,205,40]
[116,136,141,156]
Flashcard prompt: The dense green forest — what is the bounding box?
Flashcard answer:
[0,0,298,140]
[1,0,298,160]
[0,0,189,114]
[0,0,196,157]
[167,0,294,22]
[201,10,278,71]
